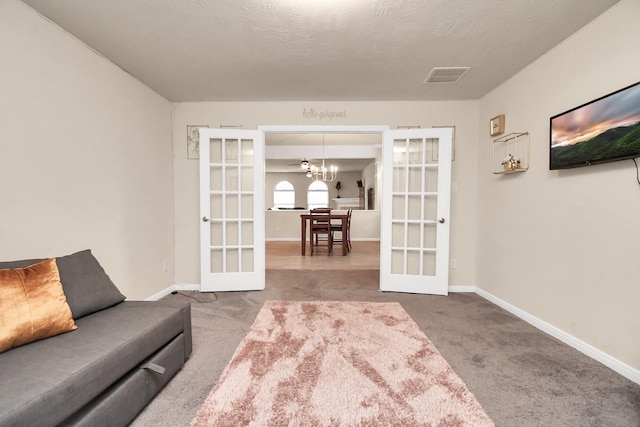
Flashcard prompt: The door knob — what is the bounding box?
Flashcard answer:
[438,218,445,224]
[202,216,209,222]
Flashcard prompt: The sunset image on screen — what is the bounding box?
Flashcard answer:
[550,83,640,169]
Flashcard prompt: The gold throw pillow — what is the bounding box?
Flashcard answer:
[0,258,77,353]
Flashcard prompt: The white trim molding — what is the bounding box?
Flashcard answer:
[475,286,640,385]
[145,283,200,301]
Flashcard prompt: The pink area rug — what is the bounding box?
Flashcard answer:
[191,301,494,426]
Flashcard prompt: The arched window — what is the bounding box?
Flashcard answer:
[307,180,329,209]
[273,181,295,209]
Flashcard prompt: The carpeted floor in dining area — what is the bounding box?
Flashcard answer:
[130,269,640,426]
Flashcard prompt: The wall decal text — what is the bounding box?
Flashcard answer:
[302,108,347,121]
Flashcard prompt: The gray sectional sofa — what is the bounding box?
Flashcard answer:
[0,250,192,427]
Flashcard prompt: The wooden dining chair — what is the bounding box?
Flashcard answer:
[331,208,352,252]
[309,208,333,255]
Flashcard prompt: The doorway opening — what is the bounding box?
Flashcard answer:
[261,125,386,272]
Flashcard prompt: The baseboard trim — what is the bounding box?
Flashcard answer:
[145,283,200,301]
[147,281,639,385]
[475,286,640,385]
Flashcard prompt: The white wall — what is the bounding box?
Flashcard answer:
[172,101,479,286]
[477,0,640,370]
[0,0,174,300]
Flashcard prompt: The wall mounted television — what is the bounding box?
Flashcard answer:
[550,81,640,170]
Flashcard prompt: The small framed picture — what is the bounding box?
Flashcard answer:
[490,115,505,136]
[187,125,208,159]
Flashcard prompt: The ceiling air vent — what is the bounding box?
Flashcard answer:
[423,67,470,84]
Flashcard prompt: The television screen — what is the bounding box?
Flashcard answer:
[550,81,640,170]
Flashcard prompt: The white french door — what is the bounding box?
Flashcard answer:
[199,129,264,291]
[380,128,453,295]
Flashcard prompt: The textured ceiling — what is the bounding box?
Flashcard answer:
[21,0,620,102]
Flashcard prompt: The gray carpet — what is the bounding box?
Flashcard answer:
[131,270,640,426]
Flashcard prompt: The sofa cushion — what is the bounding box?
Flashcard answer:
[0,258,77,353]
[0,301,190,427]
[0,249,125,319]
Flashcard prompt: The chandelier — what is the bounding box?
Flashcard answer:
[307,135,338,182]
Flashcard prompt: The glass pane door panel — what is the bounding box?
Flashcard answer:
[210,222,223,246]
[225,168,238,191]
[225,140,238,163]
[241,167,253,191]
[241,140,253,164]
[424,224,437,248]
[225,195,238,217]
[210,249,223,273]
[241,221,253,245]
[241,195,253,218]
[425,168,438,192]
[408,139,423,164]
[210,139,222,163]
[393,140,406,165]
[210,167,222,191]
[392,196,405,220]
[210,194,222,218]
[392,223,404,247]
[407,223,421,248]
[407,196,421,220]
[425,139,438,165]
[423,252,436,276]
[226,222,238,245]
[425,196,438,220]
[407,251,420,275]
[408,168,422,192]
[391,250,404,274]
[226,249,239,272]
[242,249,254,272]
[393,168,406,192]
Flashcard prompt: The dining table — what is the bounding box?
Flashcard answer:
[300,210,349,256]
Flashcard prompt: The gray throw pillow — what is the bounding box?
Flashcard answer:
[0,249,125,319]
